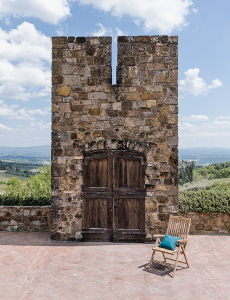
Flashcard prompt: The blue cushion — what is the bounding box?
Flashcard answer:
[158,234,181,251]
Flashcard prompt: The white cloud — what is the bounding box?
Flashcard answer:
[212,120,230,127]
[179,122,194,130]
[0,0,70,24]
[0,60,50,87]
[28,120,51,130]
[116,28,124,36]
[179,68,223,96]
[78,0,193,34]
[208,79,223,89]
[179,118,230,138]
[183,115,209,121]
[0,100,50,120]
[56,28,64,36]
[0,84,49,101]
[0,22,51,63]
[92,23,112,36]
[92,24,125,42]
[0,123,13,131]
[215,116,230,120]
[0,22,51,101]
[28,109,49,116]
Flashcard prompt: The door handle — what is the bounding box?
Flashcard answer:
[114,203,119,207]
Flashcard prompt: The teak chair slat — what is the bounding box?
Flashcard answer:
[148,215,191,278]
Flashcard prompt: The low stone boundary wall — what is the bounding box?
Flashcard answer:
[181,212,230,234]
[0,206,51,232]
[0,206,229,235]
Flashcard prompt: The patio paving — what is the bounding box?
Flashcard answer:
[0,232,229,300]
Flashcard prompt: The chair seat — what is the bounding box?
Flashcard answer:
[152,246,178,255]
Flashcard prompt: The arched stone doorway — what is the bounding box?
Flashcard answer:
[83,150,146,242]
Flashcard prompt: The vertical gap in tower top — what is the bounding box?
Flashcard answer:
[112,37,117,85]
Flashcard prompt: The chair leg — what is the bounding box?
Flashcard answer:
[172,245,181,278]
[149,250,155,271]
[162,252,166,262]
[155,237,160,247]
[181,245,189,268]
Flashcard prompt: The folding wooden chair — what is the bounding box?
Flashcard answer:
[149,215,191,278]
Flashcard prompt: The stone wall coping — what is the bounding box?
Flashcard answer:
[0,206,51,208]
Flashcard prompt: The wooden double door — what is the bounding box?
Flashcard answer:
[83,150,146,242]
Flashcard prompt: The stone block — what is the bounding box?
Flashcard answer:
[147,100,156,108]
[126,92,141,100]
[156,196,169,204]
[158,214,169,222]
[9,220,17,226]
[59,103,70,114]
[156,71,166,82]
[24,210,30,217]
[97,141,104,150]
[94,92,107,99]
[125,118,135,127]
[195,224,205,231]
[52,61,62,75]
[141,93,152,100]
[58,86,69,96]
[64,75,79,86]
[89,108,101,116]
[158,205,167,213]
[145,199,157,213]
[216,219,223,227]
[123,56,136,66]
[62,64,74,75]
[52,75,64,85]
[52,37,67,49]
[136,36,151,43]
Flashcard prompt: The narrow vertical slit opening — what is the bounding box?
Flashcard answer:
[112,37,117,85]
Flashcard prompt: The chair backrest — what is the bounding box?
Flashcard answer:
[166,216,191,248]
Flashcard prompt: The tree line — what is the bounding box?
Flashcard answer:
[179,161,230,185]
[0,160,41,177]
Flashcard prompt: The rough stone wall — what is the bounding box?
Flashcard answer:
[181,212,230,235]
[1,206,228,235]
[0,206,51,232]
[51,35,178,241]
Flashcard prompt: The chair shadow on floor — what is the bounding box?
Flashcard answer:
[139,262,186,278]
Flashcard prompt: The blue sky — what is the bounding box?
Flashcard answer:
[0,0,229,148]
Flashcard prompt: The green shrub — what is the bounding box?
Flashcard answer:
[0,194,50,206]
[179,189,230,213]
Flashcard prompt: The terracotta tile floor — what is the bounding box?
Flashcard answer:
[0,232,229,300]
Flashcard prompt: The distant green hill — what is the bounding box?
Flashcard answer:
[179,147,230,165]
[0,145,50,159]
[0,146,229,166]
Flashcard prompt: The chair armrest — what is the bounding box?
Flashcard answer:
[177,239,189,243]
[152,234,165,238]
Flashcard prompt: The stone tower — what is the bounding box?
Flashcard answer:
[51,35,178,241]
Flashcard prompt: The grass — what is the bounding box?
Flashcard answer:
[0,171,26,183]
[179,177,230,192]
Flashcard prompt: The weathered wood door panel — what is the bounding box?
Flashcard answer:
[83,151,113,241]
[83,151,112,193]
[83,195,113,241]
[83,150,145,242]
[113,152,145,242]
[113,196,145,242]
